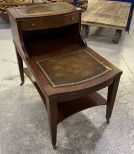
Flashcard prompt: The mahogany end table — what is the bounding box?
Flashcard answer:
[7,2,122,149]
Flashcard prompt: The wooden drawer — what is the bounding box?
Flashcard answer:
[21,13,79,30]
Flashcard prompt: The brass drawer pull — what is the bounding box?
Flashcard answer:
[71,16,75,21]
[31,23,35,27]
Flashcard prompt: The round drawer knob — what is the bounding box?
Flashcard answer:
[71,17,75,21]
[31,23,35,27]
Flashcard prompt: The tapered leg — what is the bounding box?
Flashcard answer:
[46,98,58,149]
[15,49,24,86]
[106,75,121,124]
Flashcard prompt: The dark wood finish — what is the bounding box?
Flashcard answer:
[8,2,122,149]
[46,97,58,149]
[57,92,107,123]
[106,74,121,123]
[15,47,24,85]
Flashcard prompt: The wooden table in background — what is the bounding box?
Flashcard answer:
[81,1,131,43]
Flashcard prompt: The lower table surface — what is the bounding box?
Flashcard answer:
[81,1,131,30]
[24,67,107,124]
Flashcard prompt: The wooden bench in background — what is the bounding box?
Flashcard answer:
[81,1,131,43]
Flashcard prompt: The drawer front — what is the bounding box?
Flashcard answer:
[21,14,79,30]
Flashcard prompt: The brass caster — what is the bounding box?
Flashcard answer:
[20,82,24,86]
[53,146,57,150]
[107,119,110,124]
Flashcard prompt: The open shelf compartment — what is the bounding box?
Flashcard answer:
[24,67,107,123]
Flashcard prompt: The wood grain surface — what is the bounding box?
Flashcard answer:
[82,1,131,29]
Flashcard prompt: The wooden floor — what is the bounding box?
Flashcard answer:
[82,1,131,30]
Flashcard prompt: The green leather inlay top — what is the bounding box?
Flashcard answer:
[37,50,112,87]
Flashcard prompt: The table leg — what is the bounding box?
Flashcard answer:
[81,25,89,38]
[106,75,121,124]
[113,30,122,44]
[46,98,58,149]
[15,48,24,86]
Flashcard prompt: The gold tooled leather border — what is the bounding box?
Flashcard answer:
[36,50,112,88]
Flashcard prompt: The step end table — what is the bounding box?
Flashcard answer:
[7,2,122,149]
